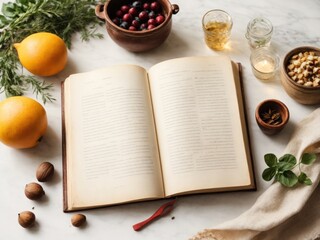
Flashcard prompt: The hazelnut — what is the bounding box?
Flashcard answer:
[71,214,86,227]
[286,51,320,86]
[36,162,54,182]
[18,211,35,228]
[25,182,45,200]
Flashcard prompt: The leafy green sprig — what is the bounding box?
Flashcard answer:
[0,0,104,103]
[262,153,317,187]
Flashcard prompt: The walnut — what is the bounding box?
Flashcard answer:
[36,162,54,182]
[18,211,35,228]
[286,51,320,87]
[25,182,45,200]
[71,214,86,227]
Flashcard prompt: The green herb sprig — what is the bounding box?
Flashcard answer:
[0,0,104,103]
[262,153,317,187]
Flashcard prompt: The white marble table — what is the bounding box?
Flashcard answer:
[0,0,319,239]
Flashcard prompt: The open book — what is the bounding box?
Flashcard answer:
[62,56,255,212]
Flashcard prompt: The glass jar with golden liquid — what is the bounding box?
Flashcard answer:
[202,10,233,51]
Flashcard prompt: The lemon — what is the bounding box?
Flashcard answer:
[0,96,48,149]
[14,32,68,77]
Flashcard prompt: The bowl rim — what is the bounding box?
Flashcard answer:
[255,99,290,129]
[282,45,320,90]
[103,0,174,35]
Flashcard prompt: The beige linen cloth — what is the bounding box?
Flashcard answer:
[191,108,320,240]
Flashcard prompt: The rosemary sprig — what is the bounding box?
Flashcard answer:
[0,0,104,103]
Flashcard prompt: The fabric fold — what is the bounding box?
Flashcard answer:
[191,108,320,240]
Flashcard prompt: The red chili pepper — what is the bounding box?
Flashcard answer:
[132,199,176,231]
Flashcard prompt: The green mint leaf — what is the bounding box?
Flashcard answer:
[303,178,312,185]
[279,154,297,165]
[262,167,277,181]
[301,153,317,165]
[279,170,298,187]
[278,161,295,171]
[298,172,307,183]
[298,172,312,185]
[264,153,277,167]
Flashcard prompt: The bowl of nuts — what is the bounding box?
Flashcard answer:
[255,99,290,135]
[95,0,179,52]
[281,46,320,105]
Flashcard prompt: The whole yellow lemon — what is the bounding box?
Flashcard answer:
[0,96,48,149]
[14,32,68,77]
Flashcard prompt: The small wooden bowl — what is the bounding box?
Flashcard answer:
[95,0,179,52]
[280,46,320,105]
[255,99,289,135]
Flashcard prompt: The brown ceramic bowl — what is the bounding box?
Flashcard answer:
[280,46,320,105]
[95,0,179,52]
[255,99,289,135]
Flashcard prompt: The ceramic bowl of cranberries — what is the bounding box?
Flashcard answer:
[95,0,179,52]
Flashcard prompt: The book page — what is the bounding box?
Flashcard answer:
[148,56,253,196]
[63,65,164,210]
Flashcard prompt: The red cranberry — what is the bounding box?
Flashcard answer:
[140,23,147,30]
[150,1,160,11]
[138,11,149,22]
[148,18,157,26]
[129,26,137,31]
[132,19,140,28]
[112,18,121,25]
[143,3,150,10]
[116,10,124,18]
[121,5,130,13]
[147,24,156,30]
[128,7,138,16]
[113,1,165,32]
[123,13,133,22]
[156,15,165,24]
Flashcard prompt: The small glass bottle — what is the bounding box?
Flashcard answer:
[245,17,273,49]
